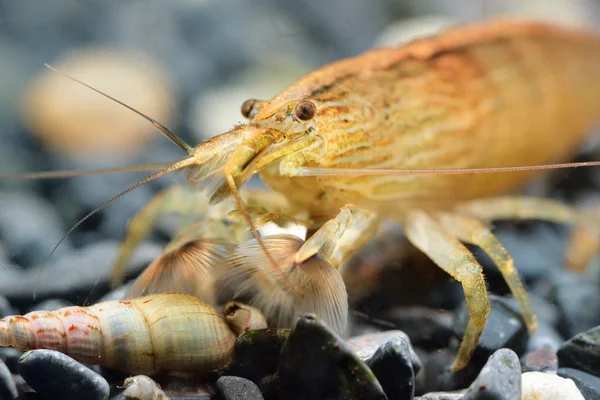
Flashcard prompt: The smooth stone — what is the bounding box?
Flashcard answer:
[227,328,290,384]
[366,336,415,400]
[0,191,72,266]
[462,348,521,400]
[453,295,528,365]
[383,306,455,348]
[0,359,17,400]
[521,347,558,373]
[18,350,109,400]
[216,376,264,400]
[551,271,600,338]
[28,298,72,312]
[14,394,42,400]
[558,368,600,400]
[278,313,386,400]
[416,393,464,400]
[0,347,23,373]
[527,322,564,353]
[0,296,16,318]
[348,330,422,374]
[557,325,600,375]
[521,371,584,400]
[421,349,479,393]
[0,240,162,301]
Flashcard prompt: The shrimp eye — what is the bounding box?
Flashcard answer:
[294,101,317,121]
[241,99,258,119]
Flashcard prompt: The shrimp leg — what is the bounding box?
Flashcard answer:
[436,211,537,333]
[405,209,490,372]
[452,196,600,272]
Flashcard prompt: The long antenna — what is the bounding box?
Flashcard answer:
[33,156,196,299]
[44,64,195,155]
[0,161,176,180]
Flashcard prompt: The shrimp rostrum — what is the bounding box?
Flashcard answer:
[9,18,600,372]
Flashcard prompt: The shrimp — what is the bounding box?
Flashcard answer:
[4,18,600,372]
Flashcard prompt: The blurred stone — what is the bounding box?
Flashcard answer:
[453,295,528,366]
[521,347,558,373]
[0,190,71,266]
[0,359,17,400]
[558,368,600,400]
[558,325,600,376]
[527,322,564,353]
[383,306,454,348]
[0,240,162,301]
[20,47,176,162]
[421,349,480,393]
[552,271,600,338]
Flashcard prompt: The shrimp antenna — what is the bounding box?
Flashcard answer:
[44,64,195,155]
[0,161,177,180]
[33,156,196,300]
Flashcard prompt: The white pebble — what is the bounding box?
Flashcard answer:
[521,371,584,400]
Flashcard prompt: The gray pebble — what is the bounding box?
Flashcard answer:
[349,330,422,374]
[462,348,522,400]
[453,295,528,364]
[366,336,415,400]
[416,393,465,400]
[28,299,72,312]
[557,368,600,400]
[557,325,600,376]
[0,296,16,318]
[527,321,564,353]
[0,347,23,373]
[18,350,109,400]
[0,358,17,400]
[216,376,264,400]
[279,313,386,400]
[551,271,600,338]
[0,240,162,301]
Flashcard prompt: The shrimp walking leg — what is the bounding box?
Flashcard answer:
[405,209,490,372]
[452,196,600,272]
[436,211,537,333]
[111,185,211,287]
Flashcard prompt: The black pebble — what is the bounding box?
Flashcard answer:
[366,336,415,400]
[18,350,109,400]
[462,348,522,400]
[226,328,290,384]
[557,325,600,376]
[216,376,264,400]
[0,347,22,373]
[557,367,600,400]
[0,359,17,400]
[383,306,455,349]
[453,295,528,366]
[421,349,480,393]
[278,313,386,400]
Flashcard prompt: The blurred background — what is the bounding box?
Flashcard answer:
[1,0,600,300]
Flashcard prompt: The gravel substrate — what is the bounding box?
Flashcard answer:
[3,1,600,399]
